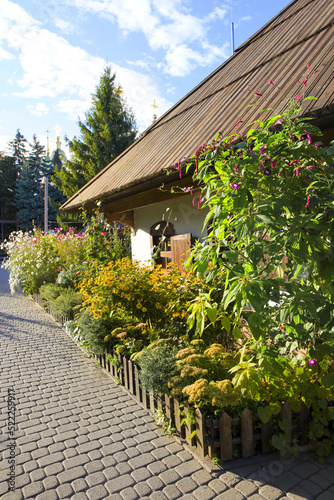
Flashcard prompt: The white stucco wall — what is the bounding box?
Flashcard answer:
[131,195,209,264]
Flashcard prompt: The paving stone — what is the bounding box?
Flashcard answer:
[71,477,89,493]
[43,475,60,489]
[35,491,59,500]
[259,484,285,500]
[57,483,75,498]
[192,469,213,486]
[58,465,87,483]
[175,477,198,494]
[85,460,104,474]
[64,454,90,469]
[116,462,132,475]
[147,461,167,475]
[290,461,321,480]
[134,481,152,497]
[176,450,193,462]
[215,490,246,500]
[235,480,259,497]
[308,473,333,490]
[14,473,31,489]
[30,468,47,481]
[86,484,109,500]
[86,471,106,487]
[105,474,135,494]
[150,492,169,500]
[120,487,139,500]
[22,481,45,498]
[147,476,165,490]
[37,451,65,467]
[316,492,334,500]
[175,460,203,477]
[128,453,156,469]
[23,460,39,473]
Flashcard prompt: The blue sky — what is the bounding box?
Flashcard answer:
[0,0,290,155]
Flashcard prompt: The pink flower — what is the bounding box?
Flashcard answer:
[254,92,262,97]
[268,80,274,86]
[303,77,308,87]
[231,182,240,189]
[234,164,239,173]
[102,231,106,235]
[58,267,61,272]
[295,166,301,176]
[308,358,317,366]
[307,64,310,71]
[235,120,243,128]
[295,94,303,100]
[305,131,312,144]
[305,196,311,208]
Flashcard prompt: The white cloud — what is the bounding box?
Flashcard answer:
[67,0,230,76]
[0,1,172,131]
[240,16,252,22]
[205,7,228,22]
[27,102,50,116]
[163,42,229,77]
[57,98,92,121]
[53,18,75,34]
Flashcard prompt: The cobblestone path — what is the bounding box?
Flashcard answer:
[0,267,333,500]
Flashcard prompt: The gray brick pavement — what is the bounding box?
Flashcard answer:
[0,267,333,499]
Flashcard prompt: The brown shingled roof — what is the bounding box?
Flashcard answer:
[61,0,334,213]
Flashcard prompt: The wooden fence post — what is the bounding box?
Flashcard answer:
[241,408,254,458]
[183,401,195,447]
[123,356,129,389]
[149,390,155,414]
[173,398,182,436]
[280,402,292,445]
[195,408,206,458]
[261,416,273,453]
[299,403,310,445]
[128,359,135,395]
[117,352,123,385]
[219,412,233,461]
[134,365,141,403]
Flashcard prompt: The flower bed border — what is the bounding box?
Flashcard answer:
[33,292,332,463]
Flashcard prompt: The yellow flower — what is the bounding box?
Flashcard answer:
[142,307,147,312]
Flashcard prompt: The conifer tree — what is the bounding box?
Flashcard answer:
[0,153,17,240]
[53,66,137,200]
[9,129,28,170]
[16,135,62,231]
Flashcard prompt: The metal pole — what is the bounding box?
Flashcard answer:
[231,22,235,55]
[43,177,48,234]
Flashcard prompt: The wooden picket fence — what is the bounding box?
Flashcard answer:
[32,293,330,463]
[96,348,316,462]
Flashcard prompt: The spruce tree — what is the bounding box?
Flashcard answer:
[9,129,28,170]
[0,154,17,240]
[16,135,62,231]
[53,66,137,200]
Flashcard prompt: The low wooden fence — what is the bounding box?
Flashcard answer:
[33,294,330,463]
[97,348,317,462]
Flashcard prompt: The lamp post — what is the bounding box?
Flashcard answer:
[41,176,48,234]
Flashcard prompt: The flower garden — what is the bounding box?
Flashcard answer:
[2,80,334,463]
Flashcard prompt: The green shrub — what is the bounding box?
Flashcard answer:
[137,343,177,395]
[51,288,82,319]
